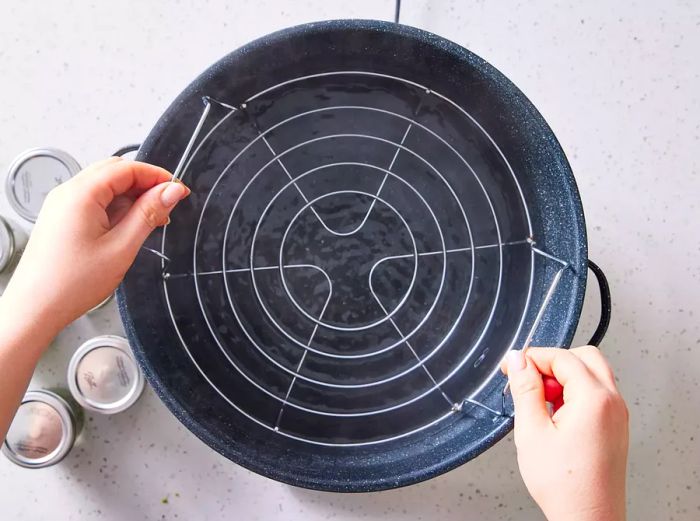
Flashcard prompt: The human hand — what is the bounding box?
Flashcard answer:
[503,346,629,521]
[1,157,189,340]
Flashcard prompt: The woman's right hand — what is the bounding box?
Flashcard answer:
[503,346,629,521]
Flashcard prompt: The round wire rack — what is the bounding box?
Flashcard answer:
[150,72,571,447]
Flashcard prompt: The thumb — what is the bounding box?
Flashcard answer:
[505,350,551,434]
[111,181,189,253]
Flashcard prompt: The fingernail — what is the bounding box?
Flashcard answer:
[172,178,191,192]
[161,183,187,207]
[507,350,526,372]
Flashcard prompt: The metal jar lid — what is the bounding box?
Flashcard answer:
[5,148,81,222]
[2,390,77,468]
[0,216,15,273]
[68,335,145,414]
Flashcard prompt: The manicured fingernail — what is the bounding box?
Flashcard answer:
[161,183,187,207]
[507,350,526,372]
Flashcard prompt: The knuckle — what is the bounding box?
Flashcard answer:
[608,395,628,425]
[604,367,617,384]
[138,204,164,228]
[573,345,617,381]
[573,344,601,357]
[591,389,613,407]
[618,396,630,422]
[590,388,626,417]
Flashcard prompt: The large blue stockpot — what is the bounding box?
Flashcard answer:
[117,20,600,492]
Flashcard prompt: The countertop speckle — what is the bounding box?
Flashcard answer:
[1,1,699,520]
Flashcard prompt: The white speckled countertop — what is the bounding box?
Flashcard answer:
[1,1,698,519]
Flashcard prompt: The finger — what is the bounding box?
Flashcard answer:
[569,345,618,391]
[73,156,124,178]
[121,180,178,201]
[91,155,124,168]
[109,182,189,255]
[504,350,551,432]
[525,348,600,397]
[76,160,174,208]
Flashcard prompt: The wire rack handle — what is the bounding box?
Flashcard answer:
[460,247,612,420]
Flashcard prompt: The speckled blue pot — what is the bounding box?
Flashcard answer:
[118,19,587,492]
